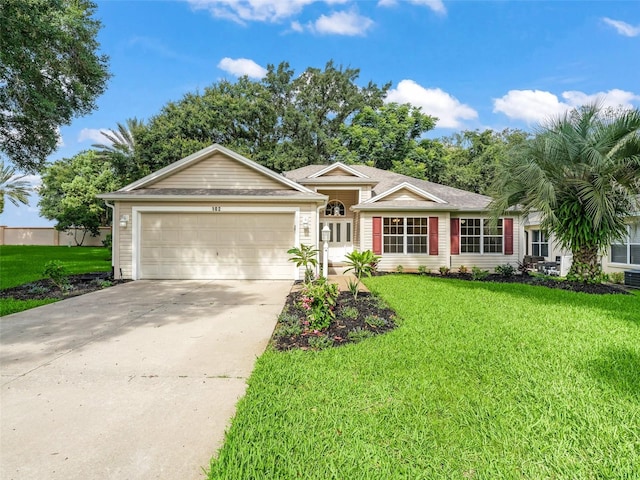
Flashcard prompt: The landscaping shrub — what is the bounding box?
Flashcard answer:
[42,260,70,290]
[439,266,450,275]
[299,277,339,331]
[458,265,468,274]
[287,244,319,285]
[495,263,516,277]
[471,265,490,280]
[609,272,624,285]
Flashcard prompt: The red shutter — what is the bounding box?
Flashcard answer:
[429,217,439,255]
[450,218,460,255]
[504,218,514,255]
[372,217,382,255]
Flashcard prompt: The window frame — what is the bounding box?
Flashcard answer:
[531,229,549,258]
[610,223,640,266]
[459,217,504,255]
[382,216,429,255]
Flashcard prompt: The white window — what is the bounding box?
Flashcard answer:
[383,217,428,254]
[531,230,549,257]
[325,200,345,217]
[610,223,640,265]
[460,218,503,254]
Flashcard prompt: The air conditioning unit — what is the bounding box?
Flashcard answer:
[624,270,640,287]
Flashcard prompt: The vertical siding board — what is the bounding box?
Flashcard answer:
[450,218,460,255]
[372,217,382,255]
[504,218,514,255]
[429,217,439,255]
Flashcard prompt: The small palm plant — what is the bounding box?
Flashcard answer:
[343,250,379,299]
[287,244,319,284]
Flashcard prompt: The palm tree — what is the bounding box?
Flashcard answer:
[490,103,640,283]
[0,161,31,214]
[93,118,147,184]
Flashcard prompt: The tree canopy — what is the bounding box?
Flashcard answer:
[136,61,390,173]
[38,150,120,244]
[490,104,640,282]
[0,0,110,173]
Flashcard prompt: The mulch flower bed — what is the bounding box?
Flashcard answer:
[1,272,129,301]
[415,272,631,295]
[272,290,397,351]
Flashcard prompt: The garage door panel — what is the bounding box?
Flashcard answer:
[139,212,295,280]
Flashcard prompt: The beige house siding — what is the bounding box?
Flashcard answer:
[317,189,358,219]
[150,152,287,190]
[360,186,372,202]
[112,201,318,280]
[450,215,521,272]
[382,189,435,202]
[359,211,450,272]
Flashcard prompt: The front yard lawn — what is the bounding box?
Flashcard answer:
[0,245,112,315]
[209,275,640,479]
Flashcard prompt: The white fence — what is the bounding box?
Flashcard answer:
[0,226,111,246]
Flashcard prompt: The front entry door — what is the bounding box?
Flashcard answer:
[320,220,353,264]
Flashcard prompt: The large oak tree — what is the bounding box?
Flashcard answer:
[0,0,110,173]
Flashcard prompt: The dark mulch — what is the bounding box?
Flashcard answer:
[389,272,630,295]
[1,272,130,301]
[273,290,397,351]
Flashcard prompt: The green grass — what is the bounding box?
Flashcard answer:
[0,245,111,315]
[0,298,58,316]
[208,276,640,479]
[0,245,111,290]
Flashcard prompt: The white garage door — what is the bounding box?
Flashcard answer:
[139,212,295,280]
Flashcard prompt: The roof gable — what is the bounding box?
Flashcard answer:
[120,144,314,194]
[309,162,369,179]
[363,182,447,205]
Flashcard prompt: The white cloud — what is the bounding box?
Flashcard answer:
[21,174,42,189]
[77,128,111,145]
[493,89,640,124]
[385,79,477,128]
[187,0,314,23]
[602,17,640,37]
[312,9,374,36]
[217,57,267,78]
[290,20,304,32]
[378,0,446,15]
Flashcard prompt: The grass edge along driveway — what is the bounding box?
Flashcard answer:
[0,245,111,316]
[208,275,639,479]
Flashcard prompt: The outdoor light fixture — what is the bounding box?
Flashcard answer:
[322,224,330,242]
[301,216,310,229]
[322,224,330,278]
[119,214,129,228]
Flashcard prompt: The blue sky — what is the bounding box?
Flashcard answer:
[3,0,639,227]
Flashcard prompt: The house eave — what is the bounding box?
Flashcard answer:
[98,193,328,203]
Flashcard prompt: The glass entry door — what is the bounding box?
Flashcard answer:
[320,220,353,263]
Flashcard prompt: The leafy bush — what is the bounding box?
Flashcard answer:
[308,334,334,350]
[299,277,339,331]
[395,265,404,273]
[278,311,300,326]
[42,260,70,290]
[344,250,379,299]
[471,266,490,281]
[346,278,359,297]
[28,285,49,295]
[458,265,468,274]
[287,244,319,284]
[609,272,624,285]
[102,233,112,249]
[274,322,302,338]
[340,306,359,319]
[517,258,533,276]
[365,315,387,328]
[439,266,450,276]
[347,327,374,343]
[418,265,429,275]
[495,264,515,277]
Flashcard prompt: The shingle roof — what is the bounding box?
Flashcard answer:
[284,164,493,210]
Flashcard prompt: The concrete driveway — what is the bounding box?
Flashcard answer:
[0,280,292,480]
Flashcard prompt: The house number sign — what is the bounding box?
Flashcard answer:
[211,206,222,212]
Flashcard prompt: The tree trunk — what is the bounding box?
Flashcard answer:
[569,245,602,283]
